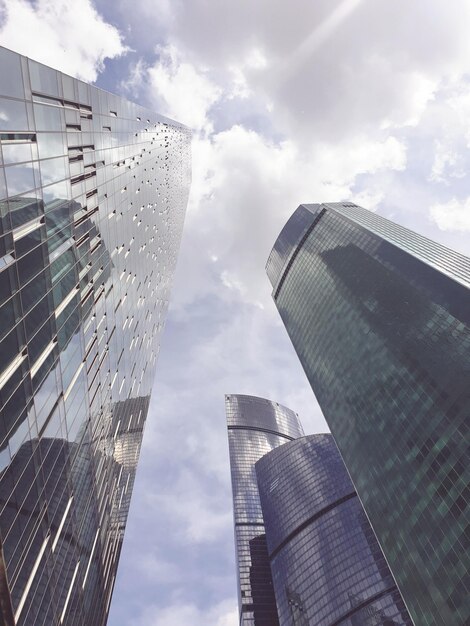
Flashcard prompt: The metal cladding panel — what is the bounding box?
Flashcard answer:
[256,434,412,625]
[226,395,303,626]
[269,202,470,626]
[0,46,190,625]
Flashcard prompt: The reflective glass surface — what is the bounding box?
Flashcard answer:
[225,395,304,626]
[256,434,412,625]
[0,46,191,626]
[269,202,470,626]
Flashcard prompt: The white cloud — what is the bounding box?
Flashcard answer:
[148,0,470,146]
[350,188,384,212]
[0,0,128,82]
[430,197,470,232]
[174,122,407,311]
[120,57,148,98]
[148,45,222,132]
[110,4,470,625]
[429,141,465,184]
[133,599,237,626]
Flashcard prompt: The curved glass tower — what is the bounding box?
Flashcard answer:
[267,202,470,626]
[0,47,190,625]
[256,434,412,626]
[225,394,304,626]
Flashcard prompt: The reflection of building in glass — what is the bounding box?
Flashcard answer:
[256,434,412,626]
[225,395,304,626]
[267,202,470,626]
[0,45,190,625]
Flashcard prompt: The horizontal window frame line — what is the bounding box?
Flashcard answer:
[273,207,326,300]
[269,491,357,560]
[235,522,265,527]
[330,585,398,626]
[227,425,295,441]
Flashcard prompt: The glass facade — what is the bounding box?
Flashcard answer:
[267,202,470,626]
[0,46,191,625]
[256,434,412,626]
[225,394,304,626]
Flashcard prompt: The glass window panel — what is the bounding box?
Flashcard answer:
[0,445,11,473]
[62,75,76,102]
[34,372,59,431]
[17,244,47,285]
[0,48,25,99]
[1,383,28,439]
[20,268,49,313]
[0,171,6,201]
[0,294,20,342]
[57,307,80,352]
[8,194,43,229]
[33,104,63,131]
[51,248,75,284]
[65,108,79,125]
[0,97,29,130]
[4,161,39,196]
[23,292,54,340]
[40,157,68,186]
[43,180,70,211]
[77,81,90,104]
[0,267,17,304]
[27,316,54,364]
[1,142,33,164]
[41,401,62,439]
[29,61,59,96]
[7,409,31,460]
[14,225,44,259]
[36,132,67,159]
[0,321,22,374]
[59,334,82,389]
[45,202,72,253]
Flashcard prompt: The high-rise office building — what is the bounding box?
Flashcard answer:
[256,434,412,626]
[0,46,190,625]
[225,394,304,626]
[267,202,470,626]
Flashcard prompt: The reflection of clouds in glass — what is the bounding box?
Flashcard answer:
[43,179,70,208]
[2,143,32,164]
[0,97,28,130]
[40,157,67,185]
[4,162,39,196]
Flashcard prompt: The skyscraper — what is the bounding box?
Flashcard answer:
[256,434,412,626]
[0,46,190,625]
[225,394,304,626]
[267,202,470,626]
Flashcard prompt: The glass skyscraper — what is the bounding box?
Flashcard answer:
[0,46,190,625]
[267,202,470,626]
[256,434,412,626]
[225,394,304,626]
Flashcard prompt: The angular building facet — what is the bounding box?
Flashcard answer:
[225,394,304,626]
[256,434,412,626]
[267,202,470,626]
[0,46,190,625]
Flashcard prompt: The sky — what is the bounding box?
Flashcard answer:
[1,1,470,624]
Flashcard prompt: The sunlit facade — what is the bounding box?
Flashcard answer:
[267,202,470,626]
[0,46,190,625]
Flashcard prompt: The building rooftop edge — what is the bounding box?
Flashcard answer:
[267,201,470,294]
[0,44,192,132]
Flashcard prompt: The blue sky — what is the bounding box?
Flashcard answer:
[1,1,469,624]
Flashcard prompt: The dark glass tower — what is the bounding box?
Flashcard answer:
[267,202,470,626]
[225,394,304,626]
[256,434,412,626]
[0,47,190,625]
